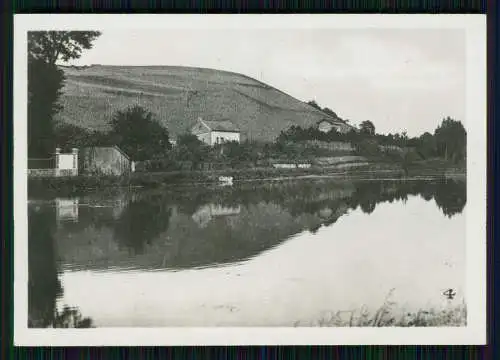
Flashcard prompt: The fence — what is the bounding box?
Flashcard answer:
[28,158,55,169]
[298,140,356,152]
[28,168,78,178]
[28,148,79,178]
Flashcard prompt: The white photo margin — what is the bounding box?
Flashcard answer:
[13,13,487,346]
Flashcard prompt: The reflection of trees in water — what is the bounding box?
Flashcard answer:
[39,179,466,272]
[351,180,466,217]
[433,180,466,217]
[160,180,466,241]
[28,207,93,328]
[112,194,173,254]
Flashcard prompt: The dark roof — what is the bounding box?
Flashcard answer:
[202,119,240,132]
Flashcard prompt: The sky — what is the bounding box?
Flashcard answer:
[67,28,466,137]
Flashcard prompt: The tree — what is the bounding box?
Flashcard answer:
[307,100,322,110]
[110,105,171,161]
[359,120,376,135]
[28,31,102,65]
[113,194,173,255]
[28,59,66,157]
[417,132,437,159]
[28,31,101,158]
[434,117,466,163]
[322,107,338,118]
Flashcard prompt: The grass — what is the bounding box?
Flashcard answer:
[56,65,329,141]
[294,290,467,327]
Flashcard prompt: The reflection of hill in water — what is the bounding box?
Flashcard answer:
[32,179,466,272]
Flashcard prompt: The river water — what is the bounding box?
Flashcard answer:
[28,178,466,327]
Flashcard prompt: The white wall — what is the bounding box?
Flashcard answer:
[210,131,240,145]
[318,121,334,133]
[318,121,352,134]
[196,132,212,145]
[58,154,75,170]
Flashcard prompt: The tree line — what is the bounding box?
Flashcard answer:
[277,116,466,164]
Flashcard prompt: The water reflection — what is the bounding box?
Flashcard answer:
[28,178,465,327]
[28,206,93,328]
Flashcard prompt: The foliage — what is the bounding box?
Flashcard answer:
[295,291,466,327]
[416,132,437,159]
[54,123,112,150]
[307,100,322,110]
[434,117,467,163]
[28,31,101,158]
[28,59,66,157]
[109,105,171,161]
[307,100,341,119]
[28,207,93,328]
[113,194,173,254]
[355,139,380,157]
[28,31,102,64]
[322,107,338,118]
[359,120,376,135]
[175,133,208,164]
[276,116,466,165]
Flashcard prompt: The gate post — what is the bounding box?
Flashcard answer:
[55,148,61,177]
[72,148,79,176]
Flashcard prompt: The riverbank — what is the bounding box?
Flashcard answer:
[28,161,466,198]
[295,299,466,327]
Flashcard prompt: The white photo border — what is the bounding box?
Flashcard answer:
[13,14,487,346]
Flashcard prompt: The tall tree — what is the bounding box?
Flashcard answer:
[109,105,171,161]
[28,31,101,158]
[359,120,376,135]
[28,31,102,65]
[434,117,467,163]
[28,59,66,158]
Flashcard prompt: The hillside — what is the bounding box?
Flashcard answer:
[55,65,336,141]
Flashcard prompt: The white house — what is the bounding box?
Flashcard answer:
[191,117,240,146]
[317,118,353,134]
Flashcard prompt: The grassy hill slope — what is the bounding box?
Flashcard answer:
[56,65,333,141]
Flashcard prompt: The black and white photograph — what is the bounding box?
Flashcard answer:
[14,14,486,345]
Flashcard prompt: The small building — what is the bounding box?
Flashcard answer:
[28,148,78,177]
[191,117,240,146]
[80,146,135,176]
[317,118,353,134]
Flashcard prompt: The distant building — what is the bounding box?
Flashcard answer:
[80,146,135,176]
[316,118,353,134]
[191,117,240,146]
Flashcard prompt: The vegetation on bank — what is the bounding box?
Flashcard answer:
[295,291,466,327]
[28,160,466,199]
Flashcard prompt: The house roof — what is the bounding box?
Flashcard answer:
[200,118,240,132]
[82,146,133,161]
[317,118,346,126]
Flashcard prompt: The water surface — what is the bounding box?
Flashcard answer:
[28,178,466,327]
